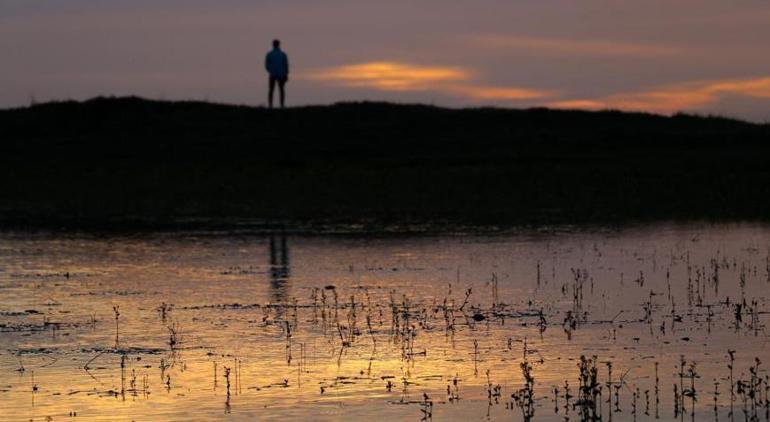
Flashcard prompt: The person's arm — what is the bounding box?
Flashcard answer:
[285,55,289,80]
[265,53,271,73]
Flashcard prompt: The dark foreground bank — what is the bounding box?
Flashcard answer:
[1,96,769,231]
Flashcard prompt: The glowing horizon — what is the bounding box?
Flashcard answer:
[306,61,554,101]
[2,1,770,121]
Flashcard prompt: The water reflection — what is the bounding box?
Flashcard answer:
[268,231,290,304]
[3,225,770,420]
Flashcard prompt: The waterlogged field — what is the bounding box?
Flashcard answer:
[1,224,770,421]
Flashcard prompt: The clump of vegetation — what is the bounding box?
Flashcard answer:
[576,355,602,420]
[511,341,535,420]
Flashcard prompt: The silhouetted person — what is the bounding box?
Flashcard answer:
[265,39,289,108]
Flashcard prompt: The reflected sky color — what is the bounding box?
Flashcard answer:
[2,0,770,121]
[3,225,770,420]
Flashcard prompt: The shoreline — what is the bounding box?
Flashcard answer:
[3,96,770,233]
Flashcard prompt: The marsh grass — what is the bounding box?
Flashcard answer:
[8,234,770,420]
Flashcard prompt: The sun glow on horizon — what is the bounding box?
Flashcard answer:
[307,61,554,102]
[310,61,770,115]
[308,62,469,91]
[548,76,770,114]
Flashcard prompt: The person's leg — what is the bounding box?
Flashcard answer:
[268,77,276,108]
[278,79,286,108]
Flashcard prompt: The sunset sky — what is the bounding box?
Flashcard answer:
[3,0,770,121]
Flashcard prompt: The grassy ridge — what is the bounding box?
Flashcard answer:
[1,96,769,230]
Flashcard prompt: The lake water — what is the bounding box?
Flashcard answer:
[1,223,770,421]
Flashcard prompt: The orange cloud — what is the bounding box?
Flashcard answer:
[448,85,554,100]
[709,78,770,98]
[308,61,553,101]
[548,77,770,114]
[472,35,683,58]
[308,62,469,91]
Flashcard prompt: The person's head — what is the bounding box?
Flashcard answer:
[272,39,281,49]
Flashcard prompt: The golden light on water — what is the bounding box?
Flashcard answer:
[3,227,770,419]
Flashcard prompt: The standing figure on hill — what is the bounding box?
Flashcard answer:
[265,39,289,109]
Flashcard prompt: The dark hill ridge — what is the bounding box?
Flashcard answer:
[1,96,770,230]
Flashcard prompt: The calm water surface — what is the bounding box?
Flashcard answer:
[1,223,770,421]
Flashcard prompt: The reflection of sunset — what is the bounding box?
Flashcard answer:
[4,229,770,419]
